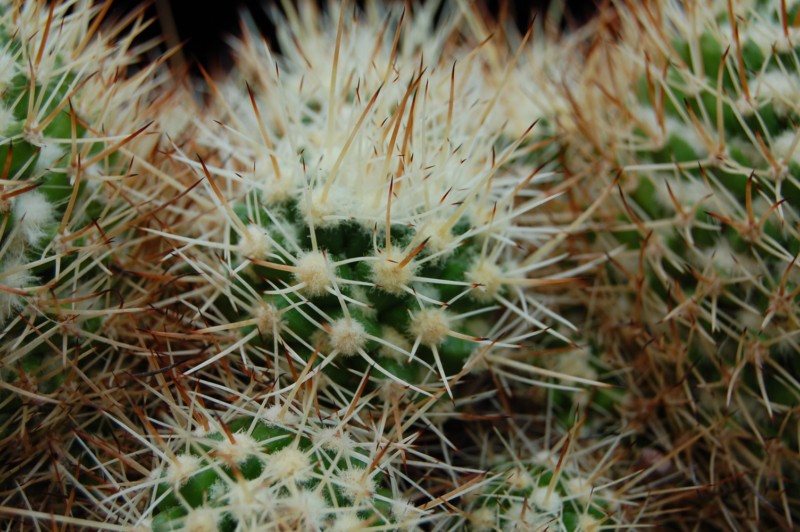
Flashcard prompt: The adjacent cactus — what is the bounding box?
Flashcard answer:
[146,412,423,530]
[0,0,185,521]
[548,0,800,527]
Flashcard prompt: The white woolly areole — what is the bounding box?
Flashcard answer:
[470,506,497,531]
[757,70,800,116]
[13,191,55,246]
[565,476,594,503]
[371,250,416,294]
[337,468,376,502]
[261,403,298,425]
[294,251,334,297]
[467,260,504,302]
[304,186,338,227]
[254,303,281,335]
[532,450,555,466]
[654,177,710,209]
[379,380,410,402]
[329,317,367,356]
[531,486,562,514]
[331,512,367,532]
[409,307,450,346]
[33,143,65,174]
[742,18,800,54]
[215,432,260,465]
[506,468,534,491]
[224,478,268,522]
[664,116,708,158]
[505,502,547,529]
[577,514,602,532]
[166,454,201,486]
[0,261,32,323]
[772,130,800,165]
[318,428,356,455]
[239,224,272,259]
[0,50,16,92]
[262,172,297,204]
[277,490,329,530]
[555,351,598,383]
[266,447,311,483]
[0,104,15,137]
[183,507,219,532]
[704,240,755,275]
[208,479,229,501]
[417,219,456,253]
[391,498,420,521]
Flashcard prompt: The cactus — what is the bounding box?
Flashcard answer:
[8,0,800,530]
[0,0,186,520]
[56,2,606,529]
[464,444,625,531]
[546,0,800,527]
[147,0,592,408]
[145,412,424,530]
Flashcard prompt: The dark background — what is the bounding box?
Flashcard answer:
[105,0,597,73]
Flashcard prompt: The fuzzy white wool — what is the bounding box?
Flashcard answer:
[239,224,272,259]
[166,454,201,486]
[318,427,356,455]
[214,432,260,464]
[183,507,219,532]
[224,478,271,522]
[329,317,368,356]
[416,218,457,254]
[664,117,708,158]
[254,303,281,335]
[262,172,298,204]
[261,404,298,425]
[378,326,412,360]
[294,250,334,297]
[277,490,329,530]
[409,307,450,346]
[504,502,549,531]
[467,260,504,302]
[0,50,16,92]
[555,350,598,383]
[0,262,32,323]
[371,250,417,294]
[771,130,800,166]
[33,143,65,174]
[266,447,311,483]
[530,486,562,514]
[0,104,14,137]
[12,191,55,246]
[506,468,533,490]
[337,467,376,502]
[330,513,367,532]
[757,70,800,116]
[470,506,497,532]
[565,476,594,503]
